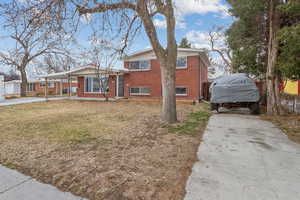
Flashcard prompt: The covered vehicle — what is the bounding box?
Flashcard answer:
[210,73,260,114]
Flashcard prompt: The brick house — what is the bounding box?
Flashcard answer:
[122,48,209,101]
[42,48,209,101]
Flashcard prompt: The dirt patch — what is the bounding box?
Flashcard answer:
[0,100,210,200]
[261,114,300,144]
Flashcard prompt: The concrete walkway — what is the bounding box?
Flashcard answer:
[0,97,68,107]
[0,165,86,200]
[185,113,300,200]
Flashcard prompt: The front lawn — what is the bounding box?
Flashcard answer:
[0,100,210,200]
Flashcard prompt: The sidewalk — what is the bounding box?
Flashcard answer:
[0,97,68,107]
[0,165,86,200]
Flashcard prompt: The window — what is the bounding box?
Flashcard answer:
[176,87,188,96]
[128,60,150,70]
[176,57,187,68]
[40,82,55,88]
[129,87,150,95]
[26,83,35,92]
[85,76,108,93]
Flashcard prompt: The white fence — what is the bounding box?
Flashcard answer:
[281,94,300,114]
[0,75,4,101]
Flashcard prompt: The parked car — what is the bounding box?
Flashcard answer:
[210,73,261,114]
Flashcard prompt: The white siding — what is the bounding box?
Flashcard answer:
[0,75,5,101]
[4,81,21,96]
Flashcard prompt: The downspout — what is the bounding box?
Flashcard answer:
[116,74,119,98]
[199,53,202,102]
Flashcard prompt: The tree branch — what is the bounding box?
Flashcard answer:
[77,2,136,15]
[136,0,165,58]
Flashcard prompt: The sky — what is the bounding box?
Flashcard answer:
[0,0,234,75]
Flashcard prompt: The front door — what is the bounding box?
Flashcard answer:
[117,75,124,97]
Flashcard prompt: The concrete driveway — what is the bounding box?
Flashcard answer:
[185,113,300,200]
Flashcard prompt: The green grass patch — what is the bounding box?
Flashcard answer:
[1,159,16,170]
[54,127,95,144]
[167,110,211,136]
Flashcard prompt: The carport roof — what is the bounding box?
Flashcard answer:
[38,65,128,80]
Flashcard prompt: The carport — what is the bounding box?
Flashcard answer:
[38,71,76,98]
[39,65,128,99]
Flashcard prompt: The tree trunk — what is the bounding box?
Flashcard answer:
[266,0,282,115]
[159,55,177,123]
[20,67,27,97]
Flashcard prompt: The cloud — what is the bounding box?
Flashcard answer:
[186,30,211,49]
[174,0,229,18]
[153,19,167,29]
[176,19,187,29]
[186,30,226,49]
[153,17,186,29]
[80,13,92,24]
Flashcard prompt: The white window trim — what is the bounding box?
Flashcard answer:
[128,60,151,71]
[26,83,35,92]
[40,82,55,88]
[84,76,105,94]
[129,86,151,96]
[176,86,188,96]
[176,56,188,69]
[130,92,151,96]
[128,69,151,72]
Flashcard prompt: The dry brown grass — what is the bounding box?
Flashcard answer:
[0,100,210,200]
[261,114,300,144]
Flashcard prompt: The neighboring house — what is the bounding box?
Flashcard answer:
[0,75,4,101]
[284,80,300,95]
[4,80,20,96]
[4,79,77,97]
[42,48,210,101]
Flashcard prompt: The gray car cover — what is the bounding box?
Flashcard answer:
[210,73,260,103]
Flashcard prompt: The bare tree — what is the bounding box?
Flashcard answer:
[42,54,78,73]
[0,1,69,96]
[207,26,233,73]
[37,0,176,123]
[89,43,118,102]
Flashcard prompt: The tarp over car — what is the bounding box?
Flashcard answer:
[210,73,260,103]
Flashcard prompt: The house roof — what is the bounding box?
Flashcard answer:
[123,48,210,66]
[38,65,128,80]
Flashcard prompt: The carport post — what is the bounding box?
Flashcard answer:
[68,75,71,97]
[116,75,119,98]
[45,77,48,101]
[60,79,63,96]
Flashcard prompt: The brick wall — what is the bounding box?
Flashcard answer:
[124,55,208,101]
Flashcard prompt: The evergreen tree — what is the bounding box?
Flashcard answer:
[226,0,300,115]
[178,37,192,48]
[226,0,269,78]
[277,0,300,80]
